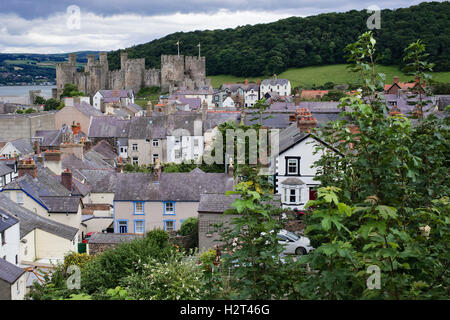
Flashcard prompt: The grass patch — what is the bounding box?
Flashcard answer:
[210,64,450,89]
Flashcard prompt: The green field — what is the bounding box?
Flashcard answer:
[210,64,450,89]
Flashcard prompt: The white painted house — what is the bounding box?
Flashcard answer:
[274,123,338,210]
[93,89,135,111]
[0,206,26,300]
[0,138,34,160]
[261,75,291,98]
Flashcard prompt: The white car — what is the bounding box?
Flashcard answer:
[278,229,314,256]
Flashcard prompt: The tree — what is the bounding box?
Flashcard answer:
[44,98,61,111]
[34,96,46,105]
[61,83,85,98]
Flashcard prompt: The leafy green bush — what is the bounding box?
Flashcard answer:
[125,251,206,300]
[180,217,198,237]
[82,229,172,295]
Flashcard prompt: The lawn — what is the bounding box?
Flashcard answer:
[210,64,450,89]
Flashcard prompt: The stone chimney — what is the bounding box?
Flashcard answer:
[146,101,153,117]
[153,159,162,180]
[18,159,37,179]
[296,108,317,133]
[60,142,84,161]
[61,168,72,191]
[295,91,300,107]
[83,140,92,154]
[201,100,208,121]
[394,76,399,84]
[44,150,63,176]
[34,139,40,155]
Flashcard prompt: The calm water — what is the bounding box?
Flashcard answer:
[0,85,55,98]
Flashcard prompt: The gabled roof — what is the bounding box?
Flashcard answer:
[0,162,13,176]
[98,89,133,99]
[92,140,117,160]
[0,208,19,233]
[261,78,290,86]
[0,194,78,240]
[114,172,234,202]
[3,138,33,155]
[2,167,82,213]
[78,169,118,193]
[198,193,281,213]
[88,117,130,138]
[0,258,24,284]
[72,102,103,118]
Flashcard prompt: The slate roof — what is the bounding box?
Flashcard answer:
[114,172,234,202]
[92,140,117,160]
[4,138,34,155]
[2,167,82,213]
[165,113,203,136]
[0,162,13,176]
[0,193,78,240]
[78,170,118,193]
[281,177,306,185]
[88,117,130,138]
[0,209,19,233]
[278,122,311,155]
[61,150,114,171]
[243,112,293,129]
[0,258,25,284]
[99,89,133,99]
[34,126,87,147]
[73,102,103,118]
[261,78,290,86]
[221,83,259,92]
[198,193,281,213]
[88,232,142,244]
[203,112,240,131]
[168,96,202,109]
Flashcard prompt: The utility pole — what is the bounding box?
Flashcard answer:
[197,43,201,58]
[176,41,180,57]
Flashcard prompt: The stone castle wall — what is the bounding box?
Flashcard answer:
[56,52,209,98]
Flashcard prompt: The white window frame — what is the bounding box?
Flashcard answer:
[287,159,299,175]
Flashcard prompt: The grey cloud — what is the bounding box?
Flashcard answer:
[0,0,432,20]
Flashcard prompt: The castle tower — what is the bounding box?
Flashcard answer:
[161,55,185,92]
[68,53,77,66]
[120,52,128,71]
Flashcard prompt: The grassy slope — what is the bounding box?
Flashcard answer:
[210,64,450,89]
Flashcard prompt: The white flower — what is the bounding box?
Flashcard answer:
[261,232,267,236]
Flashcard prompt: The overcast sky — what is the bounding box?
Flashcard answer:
[0,0,441,53]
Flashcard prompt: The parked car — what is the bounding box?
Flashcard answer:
[277,229,313,255]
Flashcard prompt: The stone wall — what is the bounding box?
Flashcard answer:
[0,113,56,142]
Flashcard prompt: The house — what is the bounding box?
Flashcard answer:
[260,75,291,98]
[93,90,135,112]
[0,162,14,189]
[0,138,34,159]
[55,102,103,136]
[0,193,79,264]
[127,115,166,166]
[0,161,84,235]
[165,113,204,164]
[222,96,236,108]
[88,116,131,158]
[173,87,214,107]
[33,123,88,152]
[92,140,118,166]
[0,259,26,300]
[221,80,260,107]
[113,169,234,234]
[197,193,281,250]
[384,76,426,95]
[273,110,339,210]
[0,207,26,300]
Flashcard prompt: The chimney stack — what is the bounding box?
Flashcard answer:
[116,157,123,173]
[394,76,399,84]
[61,168,72,192]
[18,159,37,179]
[201,100,208,121]
[44,150,63,175]
[71,122,81,136]
[244,79,248,85]
[83,140,92,154]
[153,159,162,180]
[295,91,300,107]
[296,108,317,133]
[389,104,401,117]
[34,139,40,155]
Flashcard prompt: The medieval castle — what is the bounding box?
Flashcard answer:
[55,52,211,98]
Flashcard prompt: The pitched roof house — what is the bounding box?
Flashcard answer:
[113,170,234,234]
